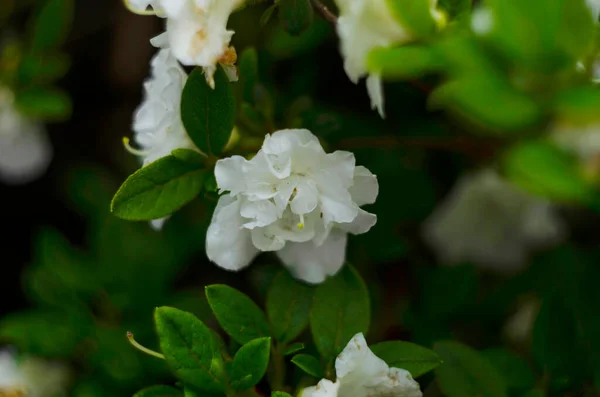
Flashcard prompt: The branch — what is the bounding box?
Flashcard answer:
[309,0,338,27]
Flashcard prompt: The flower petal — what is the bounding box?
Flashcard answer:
[276,229,347,284]
[150,216,169,231]
[301,379,340,397]
[337,209,377,235]
[291,180,319,214]
[206,195,258,270]
[215,155,247,195]
[251,227,286,251]
[366,74,385,118]
[349,165,378,206]
[240,198,279,229]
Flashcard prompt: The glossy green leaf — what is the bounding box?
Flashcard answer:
[205,284,271,344]
[181,68,236,156]
[267,270,314,343]
[171,149,205,165]
[229,337,271,391]
[291,354,324,378]
[310,265,370,369]
[434,341,508,397]
[283,342,305,356]
[370,341,443,378]
[154,307,226,393]
[29,0,74,52]
[133,386,183,397]
[111,155,205,221]
[279,0,313,36]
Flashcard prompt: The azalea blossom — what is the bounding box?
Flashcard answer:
[0,349,70,397]
[301,333,422,397]
[124,0,242,87]
[0,86,52,185]
[587,0,600,22]
[334,0,443,118]
[421,169,566,273]
[206,128,379,283]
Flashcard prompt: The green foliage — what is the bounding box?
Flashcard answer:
[14,86,72,119]
[111,155,206,221]
[387,0,439,38]
[133,386,183,397]
[482,348,536,392]
[368,46,442,80]
[228,337,271,391]
[434,341,508,397]
[205,284,271,344]
[29,0,74,52]
[267,270,314,343]
[278,0,314,36]
[291,354,324,378]
[310,265,370,371]
[181,68,236,157]
[370,341,443,378]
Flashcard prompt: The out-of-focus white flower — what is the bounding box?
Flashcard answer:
[0,86,52,185]
[552,121,600,162]
[421,169,566,272]
[301,333,422,397]
[124,0,242,88]
[206,129,379,283]
[334,0,442,118]
[503,297,541,345]
[470,6,494,36]
[587,0,600,21]
[0,349,70,397]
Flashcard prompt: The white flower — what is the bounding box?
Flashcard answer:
[125,0,242,87]
[334,0,442,118]
[302,333,422,397]
[421,169,566,273]
[552,121,600,162]
[587,0,600,22]
[0,86,52,185]
[0,349,70,397]
[206,129,378,283]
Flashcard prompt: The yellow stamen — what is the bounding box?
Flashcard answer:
[126,331,165,360]
[122,137,148,156]
[297,213,305,229]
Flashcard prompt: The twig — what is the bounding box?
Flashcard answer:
[309,0,338,27]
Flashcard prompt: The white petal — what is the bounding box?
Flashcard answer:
[20,358,70,397]
[366,74,385,118]
[336,333,389,379]
[0,350,24,388]
[150,32,169,48]
[320,194,359,226]
[206,195,258,270]
[240,199,279,229]
[215,155,247,195]
[291,180,319,214]
[276,229,347,284]
[221,63,239,82]
[337,209,377,235]
[302,379,340,397]
[349,165,379,206]
[150,216,169,231]
[251,227,286,251]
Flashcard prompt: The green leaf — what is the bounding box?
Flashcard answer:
[434,341,508,397]
[553,86,600,123]
[438,0,471,20]
[171,149,205,165]
[181,67,236,156]
[17,53,70,85]
[111,155,205,221]
[205,284,271,344]
[154,307,226,393]
[267,270,314,343]
[29,0,74,52]
[283,342,305,356]
[521,389,545,397]
[291,354,324,378]
[386,0,439,38]
[238,48,259,104]
[14,87,71,120]
[370,341,443,378]
[133,386,183,397]
[260,4,278,27]
[272,393,293,397]
[310,265,370,369]
[501,140,597,205]
[229,337,272,391]
[279,0,314,36]
[367,45,442,80]
[482,348,535,391]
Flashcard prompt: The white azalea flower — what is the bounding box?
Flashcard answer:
[587,0,600,21]
[0,86,52,185]
[125,0,242,88]
[302,333,422,397]
[334,0,442,118]
[421,169,566,273]
[206,129,378,283]
[0,349,70,397]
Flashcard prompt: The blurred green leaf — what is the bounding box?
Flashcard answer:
[111,155,205,221]
[273,393,293,397]
[266,19,331,60]
[283,342,305,356]
[267,270,314,343]
[238,48,259,105]
[17,53,70,85]
[279,0,313,36]
[14,87,71,119]
[370,341,443,378]
[388,0,439,38]
[171,149,205,166]
[434,341,508,397]
[29,0,74,52]
[181,68,235,156]
[553,86,600,123]
[133,386,183,397]
[291,353,324,378]
[482,348,536,391]
[229,337,271,391]
[154,307,226,393]
[419,265,477,320]
[310,265,370,371]
[438,0,471,20]
[206,284,271,345]
[260,4,278,27]
[368,45,441,80]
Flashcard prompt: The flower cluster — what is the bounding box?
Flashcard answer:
[206,129,379,283]
[0,85,52,185]
[125,0,241,87]
[302,333,422,397]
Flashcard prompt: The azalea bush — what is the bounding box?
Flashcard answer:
[3,0,600,396]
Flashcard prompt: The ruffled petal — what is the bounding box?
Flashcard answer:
[301,379,340,397]
[366,74,385,118]
[337,208,377,235]
[349,165,379,206]
[215,155,247,195]
[291,179,319,215]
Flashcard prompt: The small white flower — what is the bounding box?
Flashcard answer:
[302,333,422,397]
[587,0,600,22]
[125,0,242,88]
[334,0,442,118]
[552,121,600,162]
[0,86,52,185]
[0,349,70,397]
[206,129,378,283]
[421,169,566,273]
